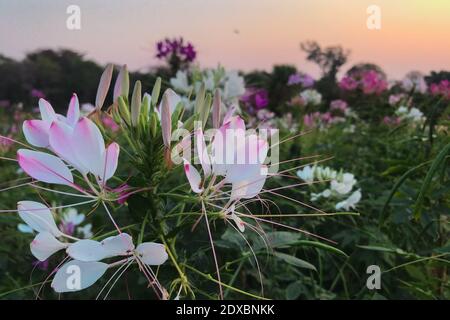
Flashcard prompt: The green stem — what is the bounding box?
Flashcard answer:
[183,264,269,300]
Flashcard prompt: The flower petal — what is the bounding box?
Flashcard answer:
[135,242,168,265]
[95,63,114,110]
[160,91,172,148]
[101,233,134,257]
[49,120,88,175]
[113,65,129,102]
[66,93,80,127]
[30,232,67,261]
[22,120,50,148]
[230,166,267,200]
[18,201,61,237]
[183,159,203,193]
[51,260,109,293]
[17,149,74,186]
[71,117,105,177]
[39,99,57,122]
[67,240,108,262]
[101,142,120,181]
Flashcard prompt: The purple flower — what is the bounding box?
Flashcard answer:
[288,73,315,87]
[241,88,269,114]
[0,100,10,108]
[156,37,197,63]
[32,259,49,271]
[330,99,348,112]
[59,222,75,236]
[31,89,46,99]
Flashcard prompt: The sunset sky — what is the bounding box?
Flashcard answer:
[0,0,449,79]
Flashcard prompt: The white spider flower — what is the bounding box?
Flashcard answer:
[335,190,362,211]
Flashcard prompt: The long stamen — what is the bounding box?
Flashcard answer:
[201,200,223,299]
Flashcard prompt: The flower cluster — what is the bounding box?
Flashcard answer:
[339,70,388,95]
[303,99,355,129]
[6,65,171,295]
[401,71,427,94]
[297,164,361,211]
[299,89,322,106]
[287,73,315,87]
[240,88,269,113]
[170,67,246,105]
[395,106,425,123]
[17,200,167,292]
[156,37,196,62]
[430,79,450,100]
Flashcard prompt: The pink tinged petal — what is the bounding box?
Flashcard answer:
[226,115,245,131]
[226,204,245,232]
[113,64,129,102]
[230,166,267,200]
[160,91,172,148]
[49,121,88,175]
[17,149,74,186]
[72,117,106,177]
[66,93,80,127]
[164,88,182,115]
[101,142,120,181]
[22,120,50,148]
[223,105,237,124]
[67,240,109,262]
[195,129,211,177]
[101,233,134,257]
[225,135,265,183]
[96,63,114,110]
[38,98,57,122]
[183,159,203,193]
[51,260,108,293]
[135,242,168,265]
[17,201,62,237]
[230,214,245,232]
[30,232,67,261]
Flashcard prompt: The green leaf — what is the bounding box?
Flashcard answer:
[253,231,300,251]
[273,251,317,271]
[413,142,450,220]
[294,240,348,257]
[286,281,303,299]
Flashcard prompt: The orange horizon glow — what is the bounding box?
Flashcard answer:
[0,0,449,79]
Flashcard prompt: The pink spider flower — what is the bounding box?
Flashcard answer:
[18,95,121,199]
[183,115,269,232]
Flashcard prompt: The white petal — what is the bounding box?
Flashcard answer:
[67,240,108,262]
[30,232,67,261]
[135,242,168,265]
[51,260,109,293]
[230,166,267,200]
[39,99,57,122]
[101,233,135,257]
[18,201,62,237]
[101,142,120,181]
